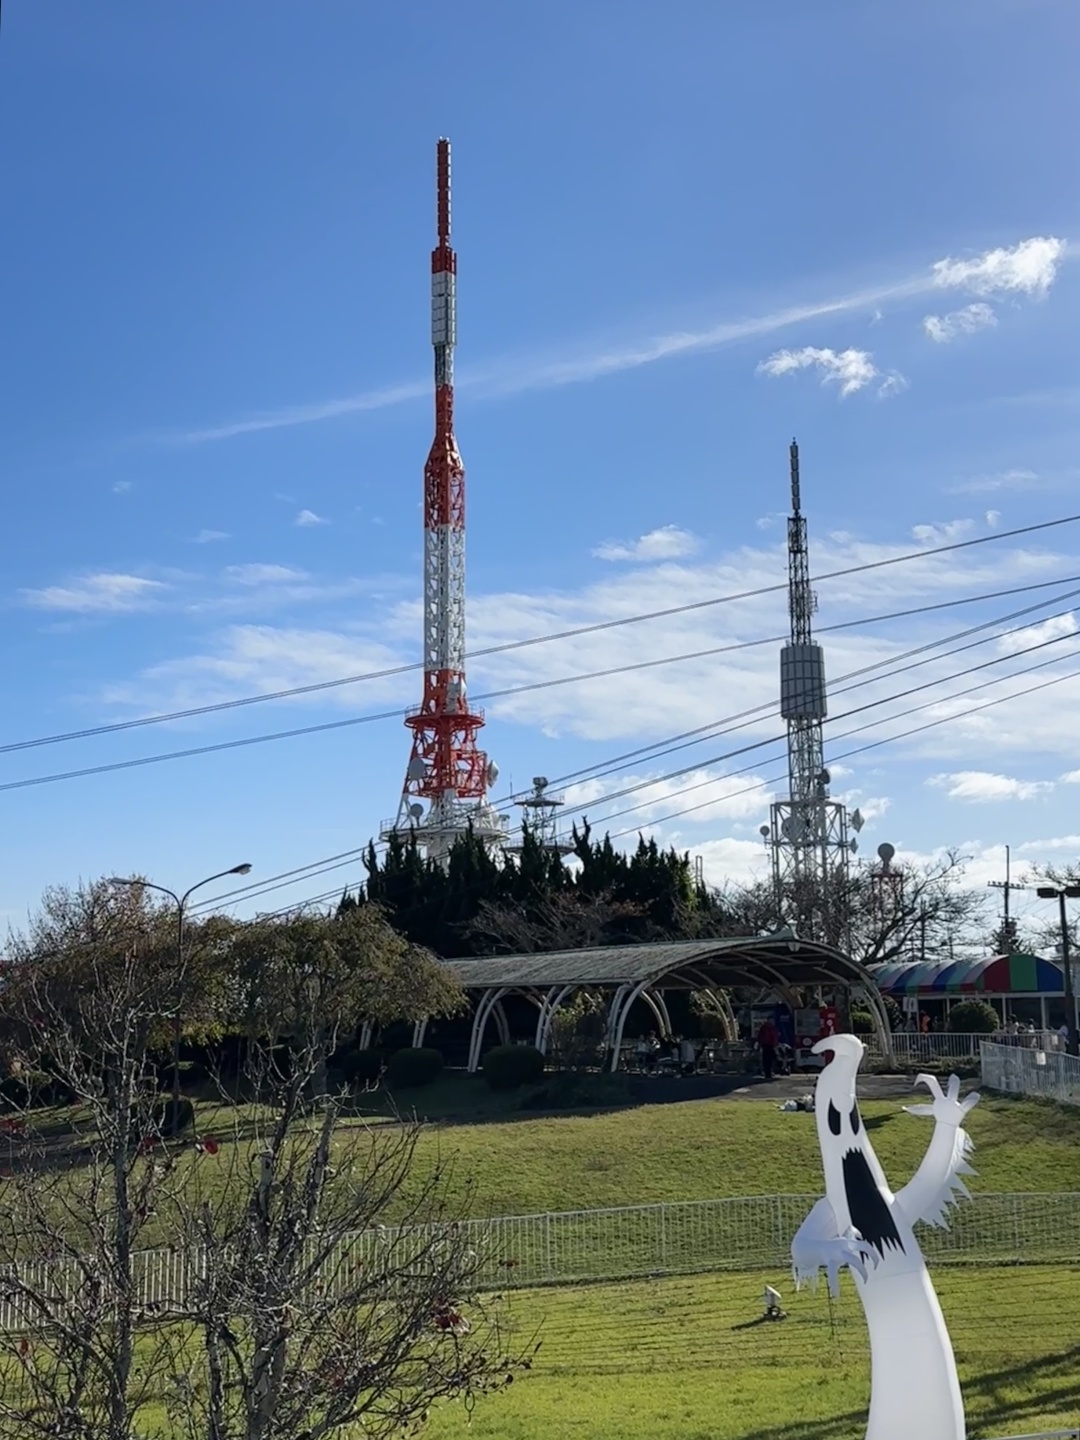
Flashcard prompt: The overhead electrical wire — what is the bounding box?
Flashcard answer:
[3,531,1080,759]
[528,625,1078,831]
[487,585,1080,815]
[187,623,1080,916]
[186,598,1080,912]
[7,571,1080,799]
[607,657,1080,839]
[233,658,1080,918]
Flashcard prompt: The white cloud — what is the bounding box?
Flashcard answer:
[294,509,328,528]
[593,526,701,564]
[911,518,976,545]
[928,771,1054,803]
[103,624,412,713]
[21,573,167,614]
[932,236,1066,299]
[985,510,1001,528]
[195,529,229,544]
[1059,772,1080,785]
[922,302,998,344]
[756,346,882,397]
[996,612,1078,655]
[112,480,133,494]
[877,371,909,399]
[950,469,1040,497]
[224,564,308,586]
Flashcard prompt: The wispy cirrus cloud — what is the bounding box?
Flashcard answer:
[167,234,1068,445]
[294,509,329,528]
[922,302,998,344]
[593,526,701,564]
[949,468,1040,496]
[20,573,168,615]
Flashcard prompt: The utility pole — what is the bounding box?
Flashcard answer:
[988,845,1027,953]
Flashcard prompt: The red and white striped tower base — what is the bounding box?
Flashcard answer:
[382,139,506,863]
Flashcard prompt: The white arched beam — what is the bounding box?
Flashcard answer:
[466,987,510,1073]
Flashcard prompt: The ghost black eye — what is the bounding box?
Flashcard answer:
[851,1105,861,1134]
[827,1101,842,1135]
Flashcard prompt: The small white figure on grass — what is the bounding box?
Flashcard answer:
[762,1284,786,1321]
[790,1034,979,1440]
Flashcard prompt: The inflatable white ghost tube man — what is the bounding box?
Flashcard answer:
[791,1033,980,1440]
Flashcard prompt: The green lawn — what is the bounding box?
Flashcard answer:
[403,1091,1080,1219]
[425,1266,1080,1440]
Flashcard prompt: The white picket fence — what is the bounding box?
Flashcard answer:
[2,1189,1077,1330]
[981,1040,1080,1106]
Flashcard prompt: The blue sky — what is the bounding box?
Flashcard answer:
[1,0,1079,934]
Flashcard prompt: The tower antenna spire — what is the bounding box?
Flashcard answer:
[382,140,506,863]
[762,440,860,944]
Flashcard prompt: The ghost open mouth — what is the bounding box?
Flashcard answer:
[842,1147,905,1258]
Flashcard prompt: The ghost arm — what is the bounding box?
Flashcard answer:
[791,1196,879,1297]
[894,1074,979,1230]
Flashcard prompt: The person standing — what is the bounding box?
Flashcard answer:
[757,1017,779,1081]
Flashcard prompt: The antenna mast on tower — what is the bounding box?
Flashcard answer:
[763,441,861,944]
[381,140,506,864]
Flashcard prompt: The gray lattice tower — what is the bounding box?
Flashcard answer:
[766,440,856,946]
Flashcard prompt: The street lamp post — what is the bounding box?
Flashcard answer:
[109,864,252,1128]
[1036,882,1080,1058]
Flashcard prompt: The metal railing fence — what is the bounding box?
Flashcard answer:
[864,1030,1062,1065]
[2,1189,1077,1329]
[981,1040,1080,1106]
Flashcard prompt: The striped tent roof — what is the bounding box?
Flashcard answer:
[871,953,1064,996]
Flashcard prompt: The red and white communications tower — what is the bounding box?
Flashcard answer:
[381,140,506,864]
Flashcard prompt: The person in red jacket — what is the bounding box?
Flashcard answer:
[757,1018,779,1080]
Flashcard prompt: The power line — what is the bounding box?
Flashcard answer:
[247,651,1080,916]
[490,587,1080,817]
[11,571,1080,799]
[4,531,1079,758]
[605,651,1080,837]
[527,629,1080,835]
[191,630,1080,915]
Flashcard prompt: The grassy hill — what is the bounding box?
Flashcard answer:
[402,1091,1080,1218]
[425,1266,1080,1440]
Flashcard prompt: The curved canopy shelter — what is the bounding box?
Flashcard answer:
[443,936,892,1073]
[872,953,1065,998]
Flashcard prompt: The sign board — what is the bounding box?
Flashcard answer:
[902,996,919,1015]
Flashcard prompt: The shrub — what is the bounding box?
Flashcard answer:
[385,1047,443,1090]
[850,1009,875,1035]
[947,1000,1000,1034]
[520,1070,631,1111]
[482,1044,545,1092]
[332,1048,383,1087]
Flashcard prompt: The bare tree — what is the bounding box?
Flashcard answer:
[0,884,530,1440]
[718,850,989,967]
[467,891,648,955]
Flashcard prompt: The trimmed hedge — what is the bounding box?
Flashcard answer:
[385,1047,444,1090]
[482,1044,545,1092]
[332,1047,384,1087]
[947,1000,999,1034]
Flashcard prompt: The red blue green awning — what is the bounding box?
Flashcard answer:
[872,954,1064,996]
